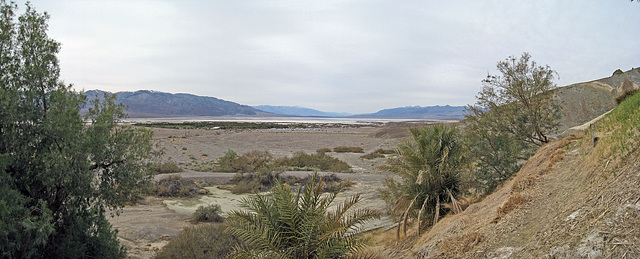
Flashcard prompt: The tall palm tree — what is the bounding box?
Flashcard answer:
[226,173,380,259]
[380,124,468,238]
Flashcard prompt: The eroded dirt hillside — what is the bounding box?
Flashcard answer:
[554,67,640,136]
[386,92,640,258]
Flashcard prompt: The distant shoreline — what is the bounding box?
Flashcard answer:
[123,116,453,124]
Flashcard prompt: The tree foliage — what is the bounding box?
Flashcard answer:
[465,53,560,191]
[225,172,381,258]
[379,124,468,237]
[0,1,154,258]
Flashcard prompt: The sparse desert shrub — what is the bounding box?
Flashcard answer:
[294,173,354,193]
[192,204,224,223]
[216,149,239,172]
[361,149,395,159]
[216,150,274,173]
[275,151,352,173]
[153,161,182,174]
[375,148,395,154]
[193,160,217,172]
[437,232,484,257]
[154,223,241,259]
[334,146,365,153]
[230,171,281,194]
[151,174,198,197]
[361,152,385,159]
[316,147,332,153]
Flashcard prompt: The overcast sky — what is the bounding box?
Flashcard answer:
[23,0,640,114]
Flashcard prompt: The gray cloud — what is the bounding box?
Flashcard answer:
[26,0,640,113]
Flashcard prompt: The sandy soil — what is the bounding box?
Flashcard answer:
[109,124,411,258]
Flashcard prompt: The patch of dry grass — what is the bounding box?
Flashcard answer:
[334,146,365,153]
[436,232,485,257]
[493,193,526,223]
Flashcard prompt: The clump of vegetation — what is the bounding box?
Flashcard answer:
[192,204,224,223]
[151,174,199,198]
[133,121,310,130]
[361,148,395,159]
[0,3,154,257]
[380,125,468,238]
[333,146,365,153]
[275,151,352,173]
[155,224,242,259]
[193,160,217,172]
[230,171,281,194]
[226,173,380,258]
[465,52,560,193]
[294,173,354,193]
[215,150,353,193]
[152,161,182,174]
[215,150,274,173]
[493,193,526,223]
[316,147,332,153]
[595,90,640,157]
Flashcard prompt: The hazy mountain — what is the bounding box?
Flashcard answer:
[83,90,270,117]
[253,105,352,117]
[356,105,467,120]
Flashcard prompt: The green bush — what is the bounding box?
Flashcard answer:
[333,146,365,153]
[192,204,224,223]
[215,150,274,173]
[230,171,281,194]
[275,151,352,173]
[226,173,380,258]
[154,224,241,259]
[193,160,217,172]
[374,148,395,154]
[360,152,385,159]
[380,125,468,236]
[361,149,395,159]
[151,174,197,198]
[316,147,332,153]
[216,149,239,172]
[153,161,182,174]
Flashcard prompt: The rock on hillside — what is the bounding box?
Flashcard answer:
[387,92,640,258]
[553,67,640,136]
[83,90,270,118]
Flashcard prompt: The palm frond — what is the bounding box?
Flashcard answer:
[417,194,429,236]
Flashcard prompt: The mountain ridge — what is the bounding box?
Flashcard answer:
[83,90,271,118]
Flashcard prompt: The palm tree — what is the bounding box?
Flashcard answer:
[225,172,380,259]
[380,124,468,238]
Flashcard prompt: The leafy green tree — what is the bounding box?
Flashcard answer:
[379,124,468,238]
[464,52,560,191]
[467,52,560,146]
[0,1,154,258]
[226,173,380,258]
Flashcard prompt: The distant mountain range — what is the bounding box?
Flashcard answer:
[252,105,353,117]
[82,90,467,119]
[358,105,467,120]
[83,90,270,117]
